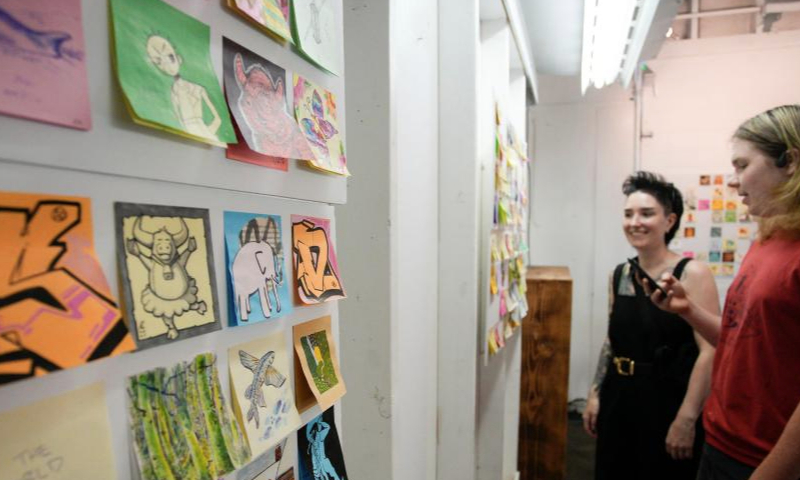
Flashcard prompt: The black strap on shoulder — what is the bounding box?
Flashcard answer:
[611,262,626,309]
[613,263,626,293]
[672,257,692,280]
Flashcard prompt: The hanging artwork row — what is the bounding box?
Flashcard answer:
[0,190,346,387]
[0,0,348,176]
[226,0,343,76]
[486,104,530,356]
[1,274,346,480]
[0,340,346,480]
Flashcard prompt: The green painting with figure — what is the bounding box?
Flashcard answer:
[110,0,235,146]
[300,330,338,393]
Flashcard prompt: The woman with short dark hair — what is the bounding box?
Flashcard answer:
[583,171,720,480]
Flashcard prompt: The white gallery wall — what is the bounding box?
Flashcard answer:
[339,0,439,479]
[531,29,800,401]
[339,0,394,478]
[389,0,440,478]
[341,1,532,479]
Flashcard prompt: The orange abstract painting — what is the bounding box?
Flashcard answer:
[0,191,134,386]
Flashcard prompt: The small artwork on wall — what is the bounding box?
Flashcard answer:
[0,0,92,129]
[293,316,345,412]
[228,332,301,456]
[290,0,342,75]
[115,202,221,349]
[228,0,293,43]
[223,38,315,169]
[225,211,292,326]
[293,75,349,176]
[297,407,348,480]
[0,191,134,386]
[0,384,116,479]
[110,0,235,146]
[235,438,295,480]
[127,353,252,479]
[291,215,345,305]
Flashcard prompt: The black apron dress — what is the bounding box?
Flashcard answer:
[595,258,704,480]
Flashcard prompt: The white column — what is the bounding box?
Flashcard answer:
[437,0,481,479]
[340,0,439,479]
[339,1,393,478]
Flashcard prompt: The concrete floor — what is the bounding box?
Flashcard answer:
[566,411,595,480]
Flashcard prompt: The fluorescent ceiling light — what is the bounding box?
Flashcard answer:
[581,0,661,94]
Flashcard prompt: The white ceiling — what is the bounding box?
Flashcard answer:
[519,0,800,79]
[519,0,584,76]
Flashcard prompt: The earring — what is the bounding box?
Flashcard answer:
[776,151,788,168]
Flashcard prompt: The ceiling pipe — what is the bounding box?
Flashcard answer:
[765,1,800,13]
[502,0,540,103]
[676,6,760,20]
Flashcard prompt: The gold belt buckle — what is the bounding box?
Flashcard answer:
[613,357,635,376]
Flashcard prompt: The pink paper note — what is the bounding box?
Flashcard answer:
[0,0,92,130]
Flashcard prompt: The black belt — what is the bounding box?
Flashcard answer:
[611,356,655,376]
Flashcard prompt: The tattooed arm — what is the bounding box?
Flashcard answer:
[583,271,616,438]
[583,337,612,437]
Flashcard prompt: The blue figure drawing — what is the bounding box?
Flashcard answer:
[0,7,78,60]
[306,417,341,480]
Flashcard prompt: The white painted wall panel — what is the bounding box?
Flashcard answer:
[391,0,440,478]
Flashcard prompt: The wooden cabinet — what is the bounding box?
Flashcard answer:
[518,266,573,480]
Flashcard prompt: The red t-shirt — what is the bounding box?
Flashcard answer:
[704,236,800,467]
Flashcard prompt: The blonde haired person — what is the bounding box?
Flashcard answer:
[648,105,800,480]
[583,172,719,480]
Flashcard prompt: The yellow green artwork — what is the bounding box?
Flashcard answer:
[127,353,251,479]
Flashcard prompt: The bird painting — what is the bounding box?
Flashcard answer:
[240,349,287,428]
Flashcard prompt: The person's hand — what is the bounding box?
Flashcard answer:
[666,414,695,460]
[643,274,691,316]
[582,387,600,438]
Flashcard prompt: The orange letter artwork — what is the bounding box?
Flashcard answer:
[0,192,134,386]
[291,215,345,305]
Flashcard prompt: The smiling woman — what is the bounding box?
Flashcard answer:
[583,171,720,480]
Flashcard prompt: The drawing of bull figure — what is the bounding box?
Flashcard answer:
[126,216,207,340]
[232,219,283,321]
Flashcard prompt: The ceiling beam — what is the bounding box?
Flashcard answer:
[765,1,800,14]
[502,0,539,103]
[676,6,760,20]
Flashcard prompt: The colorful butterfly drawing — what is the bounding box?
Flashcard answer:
[300,90,338,153]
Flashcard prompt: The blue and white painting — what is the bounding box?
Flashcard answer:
[229,332,301,456]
